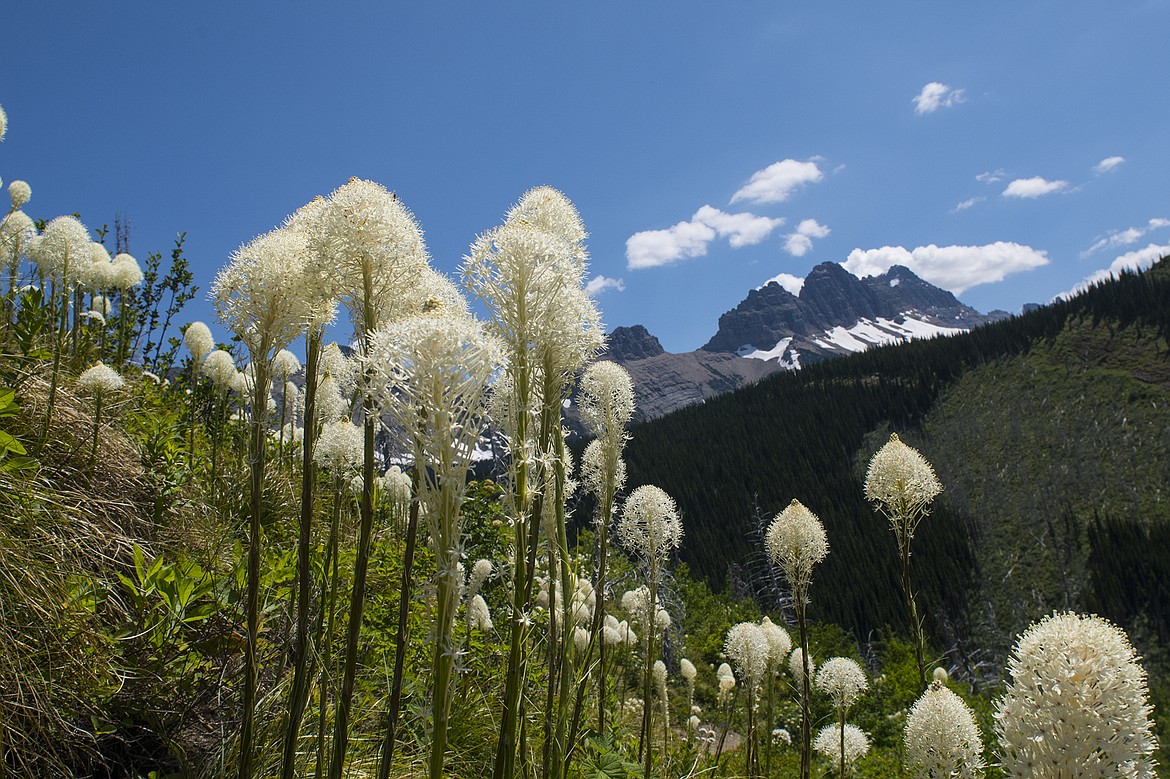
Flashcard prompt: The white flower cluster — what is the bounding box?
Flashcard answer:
[904,680,985,779]
[313,420,363,473]
[601,613,637,648]
[201,350,238,391]
[716,662,736,704]
[765,499,829,603]
[759,616,792,673]
[1,209,36,272]
[816,657,868,712]
[864,433,943,542]
[814,723,871,769]
[725,621,769,694]
[77,362,124,395]
[679,658,697,684]
[995,611,1157,778]
[467,594,493,632]
[9,180,30,209]
[617,484,683,562]
[184,321,215,361]
[789,647,815,687]
[577,360,635,444]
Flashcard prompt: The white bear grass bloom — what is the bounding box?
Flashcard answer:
[994,611,1157,778]
[8,180,31,209]
[814,723,870,772]
[904,680,984,779]
[864,432,942,544]
[816,657,868,712]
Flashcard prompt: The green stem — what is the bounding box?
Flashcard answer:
[315,474,345,779]
[279,334,321,779]
[376,464,423,779]
[239,359,270,779]
[798,601,811,779]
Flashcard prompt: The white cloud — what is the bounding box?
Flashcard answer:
[913,82,966,115]
[760,272,805,295]
[693,205,785,248]
[626,205,784,269]
[1002,177,1069,198]
[782,218,831,257]
[731,159,824,204]
[585,275,625,295]
[952,197,984,212]
[1079,217,1170,257]
[842,242,1049,295]
[1058,243,1170,300]
[976,169,1005,184]
[1093,156,1126,174]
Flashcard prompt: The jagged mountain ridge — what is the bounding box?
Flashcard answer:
[600,262,1007,419]
[701,262,1009,366]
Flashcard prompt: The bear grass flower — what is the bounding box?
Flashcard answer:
[467,594,493,632]
[617,485,683,563]
[994,611,1157,778]
[77,361,125,395]
[725,621,770,694]
[577,360,635,444]
[759,616,792,673]
[864,433,942,544]
[201,349,238,390]
[110,252,144,290]
[816,658,868,712]
[766,499,829,605]
[904,680,985,779]
[31,216,91,282]
[789,647,815,686]
[9,180,31,209]
[183,321,214,362]
[313,420,363,473]
[1,210,36,271]
[814,723,870,772]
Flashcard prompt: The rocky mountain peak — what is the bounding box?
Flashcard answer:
[602,324,666,361]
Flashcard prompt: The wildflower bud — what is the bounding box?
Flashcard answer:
[679,658,697,683]
[932,666,949,684]
[467,594,493,632]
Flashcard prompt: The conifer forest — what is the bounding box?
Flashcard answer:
[1,99,1168,779]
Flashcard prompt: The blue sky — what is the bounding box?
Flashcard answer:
[3,2,1168,353]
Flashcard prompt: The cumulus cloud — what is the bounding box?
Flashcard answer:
[585,275,625,295]
[1093,156,1125,174]
[1002,177,1069,198]
[783,218,831,257]
[952,197,984,212]
[626,205,784,269]
[731,159,824,205]
[1058,243,1170,300]
[842,242,1049,294]
[913,82,965,115]
[1080,218,1170,258]
[760,272,805,295]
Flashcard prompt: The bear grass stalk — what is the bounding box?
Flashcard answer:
[366,305,499,779]
[462,186,603,779]
[616,484,683,779]
[766,499,829,779]
[212,225,312,779]
[865,433,942,692]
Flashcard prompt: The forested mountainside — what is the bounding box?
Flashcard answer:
[616,257,1170,684]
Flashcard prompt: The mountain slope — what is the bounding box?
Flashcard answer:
[613,257,1170,683]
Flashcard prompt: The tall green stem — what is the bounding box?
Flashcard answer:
[376,465,423,779]
[797,602,811,779]
[279,333,321,779]
[640,564,658,779]
[900,536,928,692]
[239,360,270,779]
[314,474,345,779]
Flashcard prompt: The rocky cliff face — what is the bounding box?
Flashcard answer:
[701,262,1006,365]
[601,325,666,361]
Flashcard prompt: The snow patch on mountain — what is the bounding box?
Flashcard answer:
[741,314,965,365]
